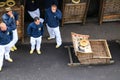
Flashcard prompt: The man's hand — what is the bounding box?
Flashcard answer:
[10,14,14,18]
[16,20,19,26]
[7,11,14,18]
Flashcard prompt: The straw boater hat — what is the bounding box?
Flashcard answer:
[5,7,12,12]
[79,39,89,47]
[0,2,5,7]
[72,0,80,4]
[6,0,16,7]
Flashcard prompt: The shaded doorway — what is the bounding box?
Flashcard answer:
[87,0,100,22]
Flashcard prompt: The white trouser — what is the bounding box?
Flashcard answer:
[0,43,11,68]
[30,36,42,51]
[9,29,18,48]
[46,24,62,46]
[28,8,40,19]
[28,8,44,23]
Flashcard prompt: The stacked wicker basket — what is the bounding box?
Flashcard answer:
[62,0,90,26]
[99,0,120,24]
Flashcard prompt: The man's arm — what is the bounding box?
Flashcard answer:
[55,9,62,20]
[2,15,14,26]
[14,11,19,21]
[14,11,19,26]
[27,24,32,36]
[41,24,44,36]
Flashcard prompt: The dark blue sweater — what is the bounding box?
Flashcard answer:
[2,11,19,30]
[27,22,44,38]
[0,29,13,45]
[45,8,62,28]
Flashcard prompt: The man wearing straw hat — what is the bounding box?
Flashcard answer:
[0,22,13,72]
[2,7,19,51]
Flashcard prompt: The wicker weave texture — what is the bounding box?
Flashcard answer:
[76,40,112,64]
[63,3,86,23]
[104,0,120,14]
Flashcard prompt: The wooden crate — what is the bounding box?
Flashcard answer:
[62,0,90,26]
[71,32,112,65]
[63,3,86,24]
[99,0,120,24]
[0,5,24,42]
[80,40,112,64]
[65,44,114,66]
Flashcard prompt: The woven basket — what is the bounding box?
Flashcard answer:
[71,32,112,65]
[99,0,120,23]
[63,3,86,24]
[62,0,89,26]
[78,40,112,64]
